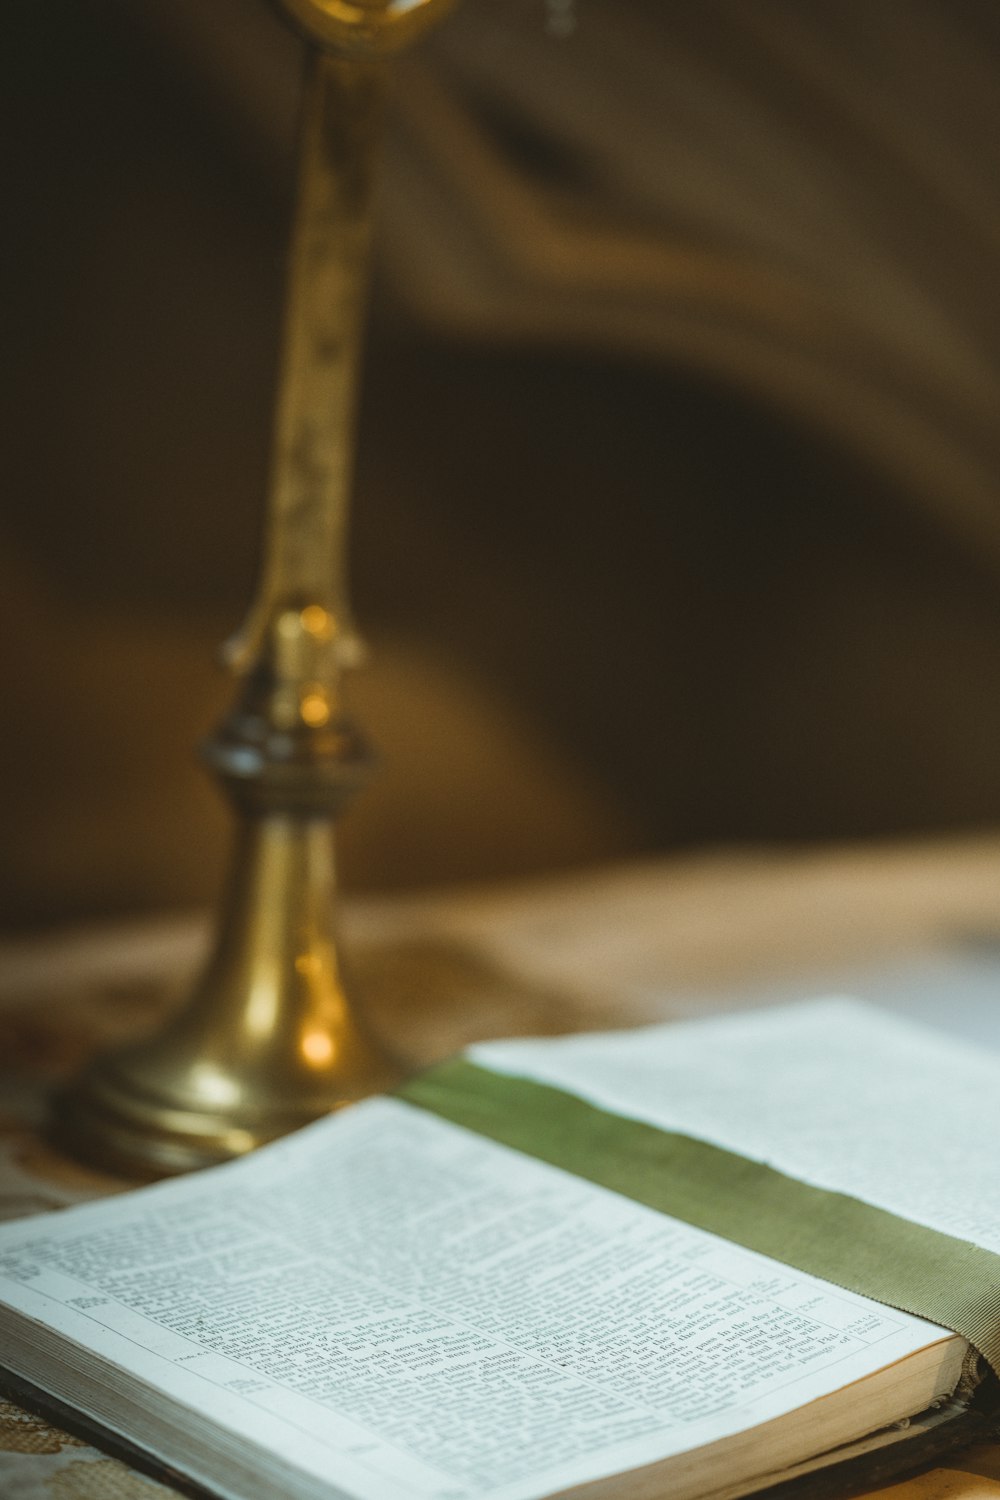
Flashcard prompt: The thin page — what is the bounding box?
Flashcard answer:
[0,1099,950,1500]
[469,998,1000,1252]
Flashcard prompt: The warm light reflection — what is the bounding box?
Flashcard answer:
[245,982,280,1040]
[189,1062,241,1107]
[300,688,331,726]
[301,1030,335,1067]
[300,604,336,640]
[276,608,302,640]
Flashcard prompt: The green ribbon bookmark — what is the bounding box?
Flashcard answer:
[400,1058,1000,1378]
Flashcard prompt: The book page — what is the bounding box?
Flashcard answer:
[0,1099,949,1500]
[470,998,1000,1253]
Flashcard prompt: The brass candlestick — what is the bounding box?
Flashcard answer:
[53,0,455,1178]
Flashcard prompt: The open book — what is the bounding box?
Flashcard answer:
[0,1000,997,1500]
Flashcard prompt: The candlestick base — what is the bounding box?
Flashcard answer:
[53,811,399,1179]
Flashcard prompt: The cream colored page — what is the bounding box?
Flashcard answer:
[470,998,1000,1252]
[0,1100,946,1500]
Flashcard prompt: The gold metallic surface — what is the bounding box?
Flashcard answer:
[226,47,383,678]
[56,818,396,1178]
[53,3,452,1177]
[279,0,457,56]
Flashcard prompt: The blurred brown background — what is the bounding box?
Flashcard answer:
[5,0,1000,931]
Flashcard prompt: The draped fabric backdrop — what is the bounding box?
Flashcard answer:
[5,0,1000,924]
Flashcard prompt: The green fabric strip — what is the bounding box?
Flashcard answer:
[400,1058,1000,1378]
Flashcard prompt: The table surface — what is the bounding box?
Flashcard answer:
[6,837,1000,1498]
